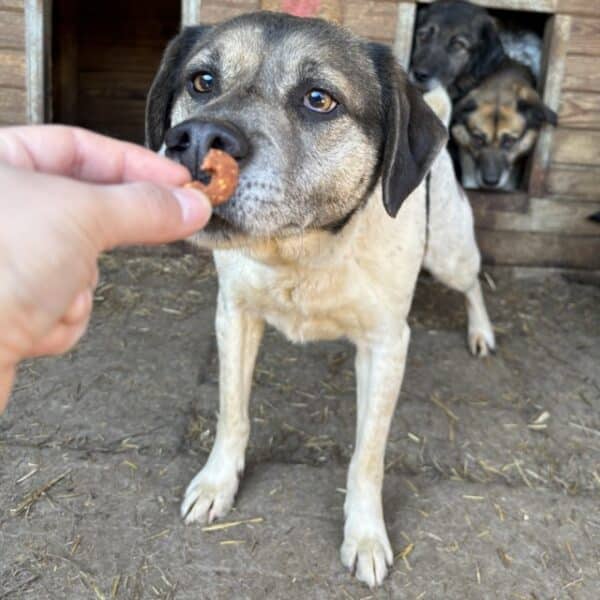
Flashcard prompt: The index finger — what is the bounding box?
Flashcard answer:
[0,125,190,186]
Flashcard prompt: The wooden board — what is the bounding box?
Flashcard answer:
[559,91,600,130]
[476,229,600,269]
[262,0,342,22]
[546,165,600,198]
[471,195,600,235]
[199,0,260,24]
[0,48,24,87]
[343,0,397,44]
[551,129,600,166]
[0,0,23,9]
[394,2,416,69]
[562,55,600,91]
[568,17,600,55]
[0,85,25,122]
[557,0,600,17]
[0,9,24,48]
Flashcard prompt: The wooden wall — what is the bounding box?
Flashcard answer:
[0,0,25,124]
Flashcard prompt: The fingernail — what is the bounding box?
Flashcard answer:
[173,187,212,226]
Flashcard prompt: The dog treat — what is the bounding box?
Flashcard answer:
[184,149,239,206]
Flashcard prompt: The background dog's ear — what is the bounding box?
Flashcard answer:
[145,26,212,151]
[471,16,506,81]
[453,97,477,123]
[517,93,558,128]
[376,52,447,217]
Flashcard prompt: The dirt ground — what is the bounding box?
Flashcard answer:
[0,246,598,600]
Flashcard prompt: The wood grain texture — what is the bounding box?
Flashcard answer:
[0,48,24,86]
[0,0,23,10]
[476,229,600,269]
[559,91,600,129]
[0,9,24,48]
[200,0,260,23]
[557,0,600,17]
[546,165,600,198]
[568,17,600,55]
[343,0,397,43]
[0,85,25,122]
[551,129,600,166]
[562,55,600,91]
[471,196,600,235]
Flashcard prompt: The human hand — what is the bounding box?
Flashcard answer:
[0,125,211,412]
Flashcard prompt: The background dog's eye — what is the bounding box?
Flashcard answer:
[192,72,215,94]
[501,135,518,150]
[449,37,468,52]
[417,27,434,43]
[472,132,486,148]
[304,89,338,113]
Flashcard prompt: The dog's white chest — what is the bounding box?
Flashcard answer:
[236,262,372,343]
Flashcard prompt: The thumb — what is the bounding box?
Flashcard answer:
[91,181,212,250]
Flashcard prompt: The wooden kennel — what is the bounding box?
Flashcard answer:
[1,0,598,269]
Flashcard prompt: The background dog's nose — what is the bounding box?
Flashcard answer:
[412,68,431,84]
[165,120,249,179]
[481,172,501,187]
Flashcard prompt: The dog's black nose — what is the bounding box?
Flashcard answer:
[481,172,501,187]
[412,68,431,84]
[165,120,249,179]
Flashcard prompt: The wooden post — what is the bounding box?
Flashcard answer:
[182,0,200,26]
[394,2,417,70]
[25,0,51,123]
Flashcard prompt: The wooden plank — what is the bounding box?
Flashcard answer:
[199,0,260,23]
[557,0,600,17]
[24,0,48,123]
[476,229,600,270]
[551,129,600,166]
[559,91,600,130]
[393,2,416,70]
[0,47,24,87]
[0,85,25,122]
[528,15,570,195]
[568,17,600,55]
[182,0,198,26]
[0,9,24,48]
[342,1,397,43]
[471,195,600,235]
[0,0,23,10]
[562,55,600,91]
[546,165,600,198]
[418,0,557,14]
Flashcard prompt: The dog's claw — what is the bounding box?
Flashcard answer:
[341,522,393,588]
[181,466,240,525]
[468,328,496,357]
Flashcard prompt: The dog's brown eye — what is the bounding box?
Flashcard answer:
[304,89,338,113]
[472,132,486,148]
[417,27,434,42]
[192,72,215,93]
[501,135,518,150]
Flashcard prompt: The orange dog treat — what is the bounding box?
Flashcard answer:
[184,149,239,206]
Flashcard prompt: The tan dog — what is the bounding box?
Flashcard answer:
[451,61,557,191]
[146,12,495,587]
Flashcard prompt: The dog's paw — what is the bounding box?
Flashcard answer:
[341,519,393,588]
[180,465,240,525]
[468,325,496,357]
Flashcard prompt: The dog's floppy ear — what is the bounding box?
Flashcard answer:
[372,47,447,217]
[471,16,505,81]
[145,26,212,151]
[453,97,477,123]
[517,89,558,128]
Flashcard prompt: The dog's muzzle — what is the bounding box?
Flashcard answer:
[165,119,249,179]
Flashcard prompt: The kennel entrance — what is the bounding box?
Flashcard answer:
[47,0,181,145]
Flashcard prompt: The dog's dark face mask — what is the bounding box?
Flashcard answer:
[410,0,505,99]
[146,12,446,246]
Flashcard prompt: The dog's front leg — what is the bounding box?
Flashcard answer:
[341,323,410,587]
[182,292,264,524]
